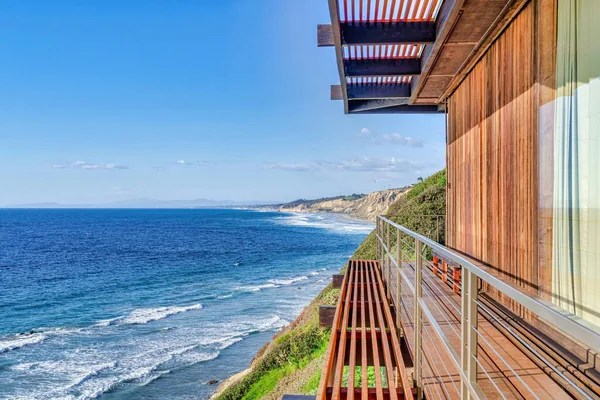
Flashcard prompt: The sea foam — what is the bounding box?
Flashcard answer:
[97,303,203,327]
[273,212,374,234]
[0,333,47,353]
[269,276,308,285]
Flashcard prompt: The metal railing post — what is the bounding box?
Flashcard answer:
[375,217,380,262]
[396,227,403,337]
[414,238,423,399]
[461,269,478,400]
[386,220,391,299]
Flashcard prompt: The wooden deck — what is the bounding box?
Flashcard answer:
[310,258,596,400]
[316,260,414,400]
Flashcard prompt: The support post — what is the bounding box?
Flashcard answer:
[461,269,478,399]
[414,238,423,399]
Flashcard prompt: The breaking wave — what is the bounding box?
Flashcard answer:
[0,333,47,353]
[269,276,308,285]
[273,212,374,234]
[96,304,203,327]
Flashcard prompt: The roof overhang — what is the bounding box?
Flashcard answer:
[318,0,524,114]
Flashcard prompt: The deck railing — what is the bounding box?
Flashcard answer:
[376,215,600,400]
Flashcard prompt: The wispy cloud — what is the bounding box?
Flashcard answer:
[263,162,315,172]
[359,127,424,148]
[174,160,210,167]
[265,157,424,173]
[51,161,129,170]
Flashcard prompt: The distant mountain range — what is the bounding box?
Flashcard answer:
[3,198,274,209]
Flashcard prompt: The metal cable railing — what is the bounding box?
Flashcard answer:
[375,215,600,400]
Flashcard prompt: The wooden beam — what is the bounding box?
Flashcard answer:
[349,103,443,114]
[317,24,335,47]
[409,0,465,103]
[341,22,436,45]
[327,0,348,113]
[347,84,411,100]
[348,99,410,112]
[332,274,345,288]
[319,306,337,327]
[331,85,343,100]
[345,58,421,77]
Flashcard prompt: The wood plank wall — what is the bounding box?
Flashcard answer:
[446,2,538,304]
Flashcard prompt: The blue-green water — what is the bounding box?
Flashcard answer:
[0,209,371,399]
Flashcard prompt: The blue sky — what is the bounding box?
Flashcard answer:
[0,0,445,205]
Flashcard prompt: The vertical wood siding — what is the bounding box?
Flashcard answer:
[446,2,538,304]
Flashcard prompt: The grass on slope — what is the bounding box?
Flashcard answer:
[214,286,339,400]
[352,169,447,260]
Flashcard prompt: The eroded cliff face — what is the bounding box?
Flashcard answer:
[278,187,410,221]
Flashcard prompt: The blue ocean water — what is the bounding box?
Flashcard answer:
[0,209,372,399]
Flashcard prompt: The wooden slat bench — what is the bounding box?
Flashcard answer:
[316,260,414,400]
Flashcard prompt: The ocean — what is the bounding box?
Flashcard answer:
[0,209,372,399]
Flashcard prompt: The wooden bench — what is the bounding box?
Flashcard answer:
[316,259,414,400]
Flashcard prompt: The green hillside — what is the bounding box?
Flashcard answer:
[352,169,446,260]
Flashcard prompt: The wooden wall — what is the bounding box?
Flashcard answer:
[446,2,539,299]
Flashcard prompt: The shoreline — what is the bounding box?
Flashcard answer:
[208,267,347,399]
[251,207,376,223]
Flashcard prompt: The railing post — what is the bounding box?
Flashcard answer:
[461,268,478,400]
[396,227,402,337]
[414,238,423,400]
[386,221,391,299]
[376,217,380,262]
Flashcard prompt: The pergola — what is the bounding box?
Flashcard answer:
[318,0,522,114]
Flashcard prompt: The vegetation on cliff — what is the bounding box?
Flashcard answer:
[280,193,366,208]
[352,169,446,260]
[213,287,339,400]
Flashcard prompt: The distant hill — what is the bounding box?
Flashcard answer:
[261,188,412,221]
[3,198,272,209]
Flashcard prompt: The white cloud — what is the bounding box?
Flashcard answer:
[173,160,209,167]
[51,161,129,170]
[265,157,424,174]
[380,133,423,147]
[358,128,423,147]
[264,162,315,172]
[322,157,423,172]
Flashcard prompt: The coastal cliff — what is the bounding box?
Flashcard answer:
[273,187,410,221]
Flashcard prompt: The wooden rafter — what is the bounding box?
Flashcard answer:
[345,58,421,76]
[341,22,436,45]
